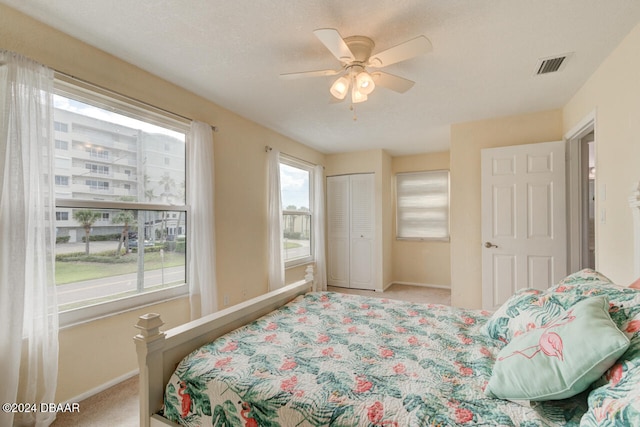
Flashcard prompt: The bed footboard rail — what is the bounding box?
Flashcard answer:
[134,278,313,427]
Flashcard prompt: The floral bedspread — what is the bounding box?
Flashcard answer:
[163,292,586,426]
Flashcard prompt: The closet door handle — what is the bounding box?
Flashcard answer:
[484,242,498,248]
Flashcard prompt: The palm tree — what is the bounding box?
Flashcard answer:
[73,209,101,255]
[144,189,156,202]
[158,172,176,242]
[158,172,176,195]
[112,210,136,257]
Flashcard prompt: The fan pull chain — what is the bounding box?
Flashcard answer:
[350,103,358,121]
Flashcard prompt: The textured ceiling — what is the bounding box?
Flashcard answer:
[3,0,640,155]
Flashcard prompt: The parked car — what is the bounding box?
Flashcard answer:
[129,239,153,248]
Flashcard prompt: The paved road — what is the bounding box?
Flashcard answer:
[283,238,310,260]
[56,264,185,307]
[55,238,309,308]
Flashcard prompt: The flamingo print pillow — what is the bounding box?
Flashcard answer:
[483,268,616,343]
[485,296,630,401]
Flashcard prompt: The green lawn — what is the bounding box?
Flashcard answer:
[284,241,302,249]
[55,251,185,285]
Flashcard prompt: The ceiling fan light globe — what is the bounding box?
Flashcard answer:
[330,75,350,100]
[356,71,375,95]
[351,87,368,103]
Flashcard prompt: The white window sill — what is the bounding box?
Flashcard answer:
[285,257,314,269]
[58,283,188,329]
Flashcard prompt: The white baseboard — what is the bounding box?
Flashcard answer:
[388,281,451,290]
[63,369,139,405]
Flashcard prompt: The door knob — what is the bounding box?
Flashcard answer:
[484,242,498,248]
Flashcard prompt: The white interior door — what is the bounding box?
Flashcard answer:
[481,141,567,310]
[327,175,349,287]
[326,174,375,290]
[349,174,375,290]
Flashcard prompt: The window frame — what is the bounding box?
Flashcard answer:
[395,169,451,242]
[53,76,191,327]
[279,155,314,268]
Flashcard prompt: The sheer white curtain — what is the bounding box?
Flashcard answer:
[267,148,284,290]
[313,165,327,291]
[187,121,217,319]
[0,50,58,427]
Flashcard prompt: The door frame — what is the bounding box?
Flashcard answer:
[565,111,596,274]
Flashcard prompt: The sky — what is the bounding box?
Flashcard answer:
[53,94,185,141]
[280,163,309,210]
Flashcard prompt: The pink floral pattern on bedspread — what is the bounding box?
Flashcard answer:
[163,292,586,426]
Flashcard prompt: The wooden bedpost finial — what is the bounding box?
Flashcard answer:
[305,265,314,283]
[134,313,165,340]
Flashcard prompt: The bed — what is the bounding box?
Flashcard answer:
[135,270,640,426]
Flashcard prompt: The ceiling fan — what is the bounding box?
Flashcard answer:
[280,28,432,104]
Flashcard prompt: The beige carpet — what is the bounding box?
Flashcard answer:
[50,284,450,426]
[327,283,451,305]
[51,375,138,427]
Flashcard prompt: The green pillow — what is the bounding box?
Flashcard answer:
[485,296,630,401]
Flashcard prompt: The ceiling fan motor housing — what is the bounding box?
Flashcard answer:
[343,36,375,64]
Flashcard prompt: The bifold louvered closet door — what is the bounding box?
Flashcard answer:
[327,174,375,290]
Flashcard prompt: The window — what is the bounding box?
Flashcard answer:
[55,175,69,186]
[396,170,450,241]
[85,163,110,175]
[54,77,189,326]
[279,157,313,266]
[85,179,109,191]
[54,121,68,132]
[86,146,109,160]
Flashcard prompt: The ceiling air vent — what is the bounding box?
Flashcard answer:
[534,53,573,75]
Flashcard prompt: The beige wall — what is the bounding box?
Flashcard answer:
[57,298,189,402]
[381,151,394,289]
[449,21,640,308]
[325,149,382,176]
[324,150,451,290]
[450,110,563,309]
[325,149,393,290]
[1,4,324,402]
[563,21,640,286]
[391,152,451,288]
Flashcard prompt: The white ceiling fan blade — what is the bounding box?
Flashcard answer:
[368,36,432,68]
[313,28,355,63]
[280,69,342,79]
[371,71,415,93]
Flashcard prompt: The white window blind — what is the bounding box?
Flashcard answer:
[396,170,450,240]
